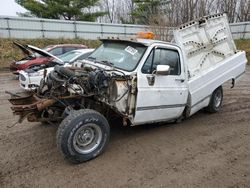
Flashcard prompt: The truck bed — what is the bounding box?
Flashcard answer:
[188,51,247,115]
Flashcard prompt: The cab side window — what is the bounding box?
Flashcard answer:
[142,48,181,75]
[141,50,154,74]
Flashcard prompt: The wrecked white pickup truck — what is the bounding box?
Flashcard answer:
[8,14,247,163]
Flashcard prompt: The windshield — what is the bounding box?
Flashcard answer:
[58,51,81,62]
[88,41,146,71]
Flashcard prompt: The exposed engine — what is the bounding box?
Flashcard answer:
[8,64,135,124]
[39,65,122,100]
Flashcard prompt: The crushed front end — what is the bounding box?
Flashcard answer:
[8,64,137,125]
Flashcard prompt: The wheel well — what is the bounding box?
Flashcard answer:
[183,92,191,118]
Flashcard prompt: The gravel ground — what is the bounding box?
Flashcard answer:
[0,67,250,188]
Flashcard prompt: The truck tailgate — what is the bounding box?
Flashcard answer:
[174,13,238,79]
[173,13,247,115]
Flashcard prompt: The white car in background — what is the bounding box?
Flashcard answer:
[19,49,94,90]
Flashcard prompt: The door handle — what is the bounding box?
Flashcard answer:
[175,78,185,83]
[146,75,155,86]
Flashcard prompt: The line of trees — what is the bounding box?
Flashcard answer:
[16,0,250,25]
[15,0,106,21]
[99,0,249,25]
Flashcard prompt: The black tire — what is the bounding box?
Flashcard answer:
[206,86,223,113]
[56,109,110,163]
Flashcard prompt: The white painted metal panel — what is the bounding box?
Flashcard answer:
[102,25,124,33]
[43,21,74,31]
[189,51,247,115]
[8,19,41,29]
[230,22,250,39]
[77,32,100,40]
[10,30,42,38]
[44,31,75,38]
[0,18,7,28]
[126,26,148,34]
[76,23,102,33]
[230,24,245,33]
[174,13,247,116]
[0,16,248,40]
[0,30,9,37]
[174,13,236,79]
[134,43,188,124]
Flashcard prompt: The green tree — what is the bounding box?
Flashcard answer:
[16,0,106,21]
[131,0,162,24]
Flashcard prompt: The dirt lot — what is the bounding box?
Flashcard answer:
[0,67,250,188]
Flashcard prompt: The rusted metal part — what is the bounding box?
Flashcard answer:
[36,99,56,111]
[8,92,33,105]
[26,113,38,122]
[5,91,21,98]
[10,98,55,112]
[9,93,83,114]
[8,92,83,123]
[128,75,137,117]
[8,92,56,123]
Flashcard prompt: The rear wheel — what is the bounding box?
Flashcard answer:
[206,86,223,113]
[56,109,110,163]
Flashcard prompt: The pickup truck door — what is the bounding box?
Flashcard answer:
[133,44,188,125]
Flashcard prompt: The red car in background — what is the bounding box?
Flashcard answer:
[10,42,87,74]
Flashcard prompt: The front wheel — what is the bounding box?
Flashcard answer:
[206,86,223,113]
[56,109,110,163]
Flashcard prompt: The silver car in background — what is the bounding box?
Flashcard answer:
[19,49,94,90]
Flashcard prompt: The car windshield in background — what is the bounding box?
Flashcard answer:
[42,47,51,52]
[58,51,81,62]
[88,41,146,71]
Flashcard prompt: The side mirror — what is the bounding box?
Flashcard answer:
[156,65,170,75]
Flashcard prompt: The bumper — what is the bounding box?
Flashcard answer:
[8,92,56,122]
[8,91,80,123]
[19,71,42,90]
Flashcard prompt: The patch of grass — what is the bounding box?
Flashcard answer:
[0,38,100,68]
[235,39,250,64]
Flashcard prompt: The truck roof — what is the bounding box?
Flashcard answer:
[136,38,173,46]
[100,37,174,47]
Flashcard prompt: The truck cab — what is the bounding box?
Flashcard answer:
[132,40,188,124]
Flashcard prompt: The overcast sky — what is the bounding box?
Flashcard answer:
[0,0,27,16]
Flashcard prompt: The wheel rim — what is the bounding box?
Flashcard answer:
[214,90,222,108]
[73,123,102,154]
